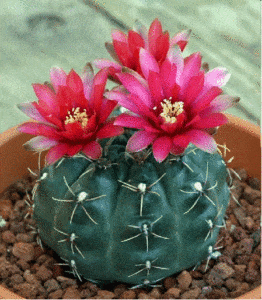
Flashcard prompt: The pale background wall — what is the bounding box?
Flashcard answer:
[0,0,260,133]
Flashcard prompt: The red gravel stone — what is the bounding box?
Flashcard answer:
[35,265,53,281]
[80,289,93,299]
[113,284,127,297]
[233,207,248,228]
[225,278,240,290]
[16,233,34,243]
[231,227,248,241]
[244,217,255,230]
[177,270,192,290]
[12,242,35,261]
[2,230,16,243]
[16,259,30,271]
[62,286,81,299]
[233,264,247,281]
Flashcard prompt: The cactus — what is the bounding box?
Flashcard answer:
[33,133,230,286]
[17,18,239,288]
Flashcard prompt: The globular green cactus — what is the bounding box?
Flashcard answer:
[33,134,230,286]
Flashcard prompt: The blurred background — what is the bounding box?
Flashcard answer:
[0,0,260,133]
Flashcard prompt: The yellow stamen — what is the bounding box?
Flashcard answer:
[160,98,184,123]
[65,107,89,128]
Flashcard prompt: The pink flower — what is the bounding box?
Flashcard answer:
[94,18,191,79]
[17,66,124,165]
[106,46,238,162]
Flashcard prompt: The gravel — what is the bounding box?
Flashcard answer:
[0,168,260,299]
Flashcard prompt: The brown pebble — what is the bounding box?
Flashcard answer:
[191,279,205,289]
[206,269,224,287]
[63,286,81,299]
[0,199,12,220]
[181,287,201,299]
[233,207,248,228]
[150,287,162,299]
[244,217,255,230]
[163,276,175,289]
[35,265,53,281]
[235,255,251,265]
[190,270,203,279]
[14,282,38,299]
[225,278,240,290]
[213,262,235,279]
[137,292,151,299]
[229,282,250,298]
[245,268,260,283]
[16,259,30,271]
[12,242,35,261]
[207,287,228,299]
[2,230,16,243]
[113,284,127,297]
[80,289,93,299]
[49,289,63,299]
[231,226,248,241]
[97,290,115,299]
[10,273,24,285]
[247,177,261,190]
[56,276,77,289]
[16,233,34,243]
[243,186,261,204]
[23,269,39,284]
[236,238,254,255]
[177,270,192,290]
[166,287,181,298]
[44,278,61,293]
[120,290,136,299]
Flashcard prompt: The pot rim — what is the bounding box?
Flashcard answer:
[0,114,261,299]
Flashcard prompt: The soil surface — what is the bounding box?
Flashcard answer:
[0,168,260,299]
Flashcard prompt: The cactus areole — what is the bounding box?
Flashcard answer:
[16,18,239,288]
[33,133,230,286]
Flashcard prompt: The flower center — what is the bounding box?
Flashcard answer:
[159,98,184,123]
[65,107,89,128]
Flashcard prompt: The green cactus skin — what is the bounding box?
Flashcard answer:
[33,135,230,286]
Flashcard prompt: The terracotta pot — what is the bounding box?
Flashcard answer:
[0,114,261,299]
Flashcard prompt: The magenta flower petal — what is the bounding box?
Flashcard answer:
[66,69,84,94]
[170,29,191,51]
[81,63,94,100]
[45,143,71,165]
[183,71,205,105]
[200,95,240,117]
[167,45,184,85]
[50,67,67,92]
[23,136,59,151]
[180,52,202,90]
[114,113,160,133]
[183,130,217,153]
[126,131,158,152]
[96,123,124,139]
[139,48,160,79]
[148,71,164,105]
[18,122,59,139]
[93,59,122,71]
[99,99,118,124]
[82,141,102,160]
[187,113,228,130]
[148,18,163,56]
[205,67,231,87]
[17,102,49,123]
[32,84,56,112]
[152,136,173,162]
[112,29,128,43]
[191,86,223,114]
[116,73,151,107]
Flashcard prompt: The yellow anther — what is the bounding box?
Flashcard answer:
[65,107,89,128]
[160,99,184,123]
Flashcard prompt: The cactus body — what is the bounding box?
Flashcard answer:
[34,135,230,286]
